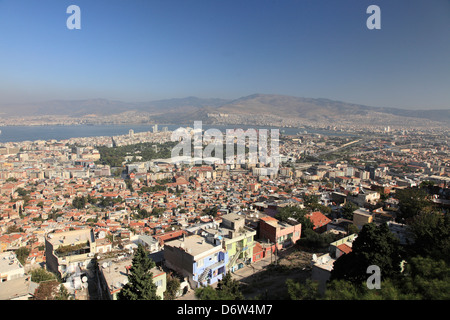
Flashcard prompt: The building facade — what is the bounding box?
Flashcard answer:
[45,228,96,279]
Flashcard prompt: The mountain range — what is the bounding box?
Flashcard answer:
[1,94,448,125]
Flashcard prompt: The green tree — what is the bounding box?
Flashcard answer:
[297,228,344,249]
[55,284,71,300]
[325,256,450,300]
[275,205,313,233]
[164,272,181,300]
[33,280,72,300]
[395,187,432,222]
[31,268,57,283]
[72,196,87,209]
[195,272,244,300]
[330,223,403,284]
[216,272,244,300]
[408,211,450,263]
[202,206,218,217]
[341,201,359,220]
[152,207,165,216]
[15,247,30,265]
[286,279,320,300]
[195,285,220,300]
[399,255,450,300]
[118,244,160,300]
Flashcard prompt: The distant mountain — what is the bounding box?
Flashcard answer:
[0,97,230,118]
[214,94,450,123]
[0,98,134,117]
[1,94,448,125]
[216,94,373,118]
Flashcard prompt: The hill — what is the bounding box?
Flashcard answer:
[213,94,450,123]
[1,94,448,125]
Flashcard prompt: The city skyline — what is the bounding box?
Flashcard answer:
[0,0,449,110]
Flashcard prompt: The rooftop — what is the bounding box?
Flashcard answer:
[0,251,24,274]
[164,234,221,257]
[47,228,93,246]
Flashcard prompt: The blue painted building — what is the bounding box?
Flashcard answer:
[163,234,228,289]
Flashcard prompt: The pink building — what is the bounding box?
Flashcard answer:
[259,216,302,250]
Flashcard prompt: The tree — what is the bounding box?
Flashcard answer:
[195,272,244,300]
[118,244,160,300]
[72,196,87,209]
[325,256,450,300]
[216,272,244,300]
[202,206,218,217]
[275,205,313,233]
[303,195,320,211]
[6,225,22,234]
[408,211,450,263]
[297,228,344,250]
[33,280,71,300]
[330,223,403,284]
[395,187,432,222]
[286,279,320,300]
[15,247,30,265]
[341,201,359,220]
[164,272,181,300]
[399,255,450,300]
[31,268,57,283]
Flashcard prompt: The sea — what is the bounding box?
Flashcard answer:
[0,124,356,144]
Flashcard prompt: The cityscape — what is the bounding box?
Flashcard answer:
[0,0,449,315]
[0,119,448,302]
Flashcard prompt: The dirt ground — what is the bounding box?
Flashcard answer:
[235,246,320,300]
[176,245,323,300]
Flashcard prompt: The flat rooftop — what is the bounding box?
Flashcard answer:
[47,228,93,246]
[0,252,24,275]
[165,234,221,257]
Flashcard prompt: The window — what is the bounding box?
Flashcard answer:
[155,279,163,288]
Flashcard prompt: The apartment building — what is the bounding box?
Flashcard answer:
[220,213,256,272]
[45,228,97,279]
[163,234,228,289]
[259,216,302,250]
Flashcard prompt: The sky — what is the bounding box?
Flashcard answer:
[0,0,449,110]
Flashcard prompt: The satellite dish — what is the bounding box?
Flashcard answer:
[82,276,88,283]
[102,262,108,269]
[312,254,317,262]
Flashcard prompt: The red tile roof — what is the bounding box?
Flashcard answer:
[337,243,352,255]
[308,211,331,229]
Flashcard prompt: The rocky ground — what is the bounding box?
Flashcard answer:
[235,246,320,300]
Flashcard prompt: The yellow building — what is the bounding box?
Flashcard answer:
[220,213,256,272]
[353,208,373,230]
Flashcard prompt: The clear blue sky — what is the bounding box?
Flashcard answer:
[0,0,449,110]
